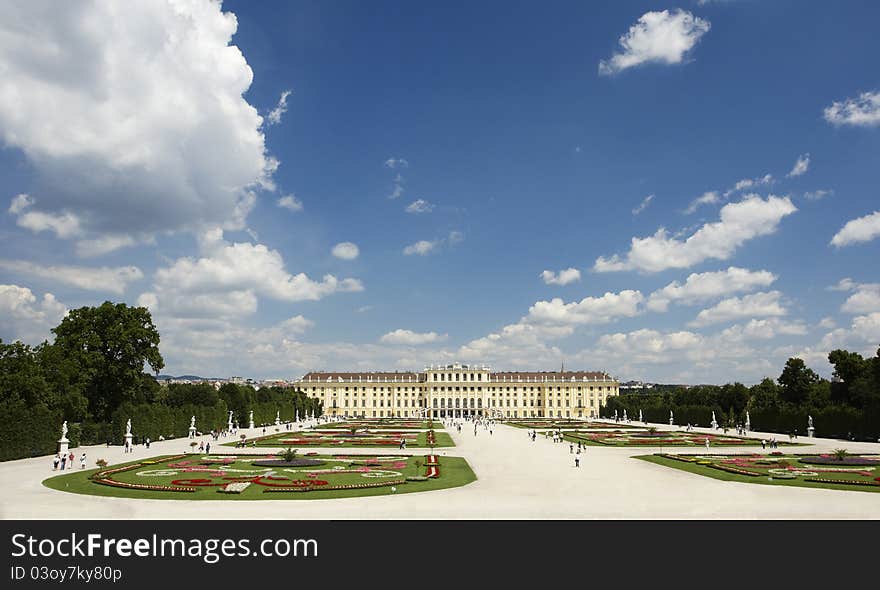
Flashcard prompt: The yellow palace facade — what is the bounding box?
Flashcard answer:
[294,363,619,419]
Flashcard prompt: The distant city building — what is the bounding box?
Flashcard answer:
[294,362,619,419]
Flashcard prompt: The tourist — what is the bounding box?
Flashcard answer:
[52,454,60,471]
[80,453,86,469]
[205,442,211,454]
[761,439,766,450]
[145,437,151,449]
[69,451,75,465]
[60,454,67,470]
[575,456,580,468]
[704,438,710,451]
[569,443,574,454]
[198,441,205,453]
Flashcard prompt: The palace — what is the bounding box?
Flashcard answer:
[294,363,619,419]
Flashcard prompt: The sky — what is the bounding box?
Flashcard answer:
[1,0,879,384]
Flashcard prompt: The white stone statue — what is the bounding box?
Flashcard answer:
[295,410,300,422]
[125,419,132,436]
[229,411,233,421]
[639,409,643,423]
[249,410,254,422]
[808,415,813,429]
[276,410,280,422]
[623,409,628,421]
[60,421,68,440]
[190,415,196,429]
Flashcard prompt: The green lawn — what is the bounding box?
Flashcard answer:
[563,430,804,447]
[226,429,455,448]
[43,452,476,500]
[638,453,880,493]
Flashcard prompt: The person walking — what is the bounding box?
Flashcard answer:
[205,442,211,454]
[69,451,75,466]
[761,439,766,450]
[80,453,86,469]
[53,454,60,471]
[60,454,67,470]
[569,443,574,454]
[574,456,580,468]
[704,437,710,451]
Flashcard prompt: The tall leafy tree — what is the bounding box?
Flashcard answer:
[51,302,164,422]
[778,357,819,406]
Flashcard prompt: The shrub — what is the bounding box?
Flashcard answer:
[95,459,108,468]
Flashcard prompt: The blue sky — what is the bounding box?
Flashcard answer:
[1,0,879,383]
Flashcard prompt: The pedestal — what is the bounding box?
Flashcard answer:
[808,427,815,438]
[668,419,674,425]
[124,433,133,451]
[57,438,69,456]
[227,422,233,433]
[249,420,255,429]
[188,426,196,439]
[711,421,718,430]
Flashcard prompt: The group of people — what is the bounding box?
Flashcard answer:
[761,438,781,449]
[52,452,86,471]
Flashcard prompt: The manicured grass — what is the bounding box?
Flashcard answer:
[226,428,455,448]
[43,453,476,501]
[326,420,444,430]
[504,420,596,430]
[563,430,804,447]
[637,453,880,493]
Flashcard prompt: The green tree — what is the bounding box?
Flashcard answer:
[778,358,819,407]
[51,302,164,422]
[748,378,781,411]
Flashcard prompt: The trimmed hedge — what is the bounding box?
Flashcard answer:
[0,400,62,461]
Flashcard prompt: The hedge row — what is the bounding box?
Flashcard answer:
[0,400,62,461]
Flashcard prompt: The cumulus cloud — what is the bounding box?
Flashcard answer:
[719,318,808,341]
[824,90,880,127]
[684,191,720,214]
[594,194,797,273]
[632,194,654,215]
[403,240,438,256]
[277,194,303,212]
[75,234,140,258]
[405,199,434,214]
[722,174,774,199]
[139,230,363,320]
[379,329,448,345]
[403,231,462,256]
[598,10,710,75]
[819,312,880,357]
[646,266,777,312]
[832,280,880,314]
[526,290,644,327]
[540,268,581,286]
[787,154,810,177]
[689,291,788,327]
[830,210,880,247]
[331,242,360,260]
[266,89,292,125]
[0,260,142,295]
[0,0,275,243]
[0,284,67,344]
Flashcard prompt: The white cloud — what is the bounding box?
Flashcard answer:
[646,266,777,312]
[0,284,67,344]
[0,0,275,239]
[804,189,833,201]
[331,242,360,260]
[632,194,654,215]
[403,240,438,256]
[266,89,292,125]
[380,329,448,345]
[540,268,581,286]
[598,10,710,75]
[830,210,880,247]
[722,174,774,198]
[448,230,464,245]
[384,157,409,169]
[526,290,644,327]
[787,153,810,177]
[684,191,720,214]
[689,291,788,327]
[818,317,837,330]
[405,199,434,214]
[820,312,880,356]
[8,194,32,215]
[832,280,880,314]
[0,260,142,294]
[595,194,797,273]
[823,90,880,127]
[277,194,303,212]
[719,318,808,342]
[141,230,363,320]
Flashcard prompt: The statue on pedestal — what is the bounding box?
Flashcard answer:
[125,419,132,436]
[190,415,196,429]
[60,421,68,441]
[808,415,813,429]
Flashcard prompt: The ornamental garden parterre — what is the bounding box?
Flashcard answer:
[639,452,880,493]
[229,427,453,448]
[563,429,803,447]
[43,452,475,500]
